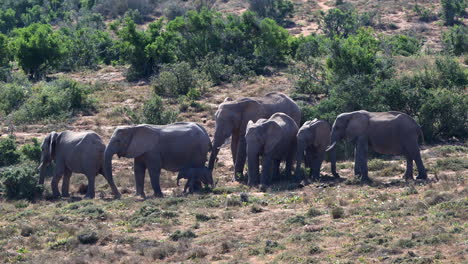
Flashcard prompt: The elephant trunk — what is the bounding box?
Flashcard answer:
[103,144,118,196]
[295,142,305,181]
[328,144,339,178]
[208,146,220,170]
[326,130,340,152]
[38,162,47,185]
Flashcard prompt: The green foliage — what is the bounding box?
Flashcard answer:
[385,34,422,56]
[0,33,11,81]
[0,136,20,167]
[0,82,29,116]
[11,23,64,80]
[0,161,43,201]
[169,229,196,241]
[249,0,294,25]
[77,231,98,244]
[413,4,438,22]
[443,25,467,55]
[12,78,95,124]
[331,207,345,219]
[440,0,466,26]
[19,138,41,163]
[152,62,202,96]
[142,94,178,125]
[319,7,374,38]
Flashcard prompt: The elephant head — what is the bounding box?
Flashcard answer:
[104,125,159,186]
[38,132,60,184]
[327,111,369,151]
[208,98,264,170]
[245,119,281,186]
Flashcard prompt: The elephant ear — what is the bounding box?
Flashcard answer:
[345,112,369,141]
[223,97,233,102]
[125,126,159,158]
[49,132,59,160]
[264,121,282,154]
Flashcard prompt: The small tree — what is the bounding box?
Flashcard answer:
[11,23,64,80]
[443,25,467,55]
[441,0,467,26]
[249,0,294,25]
[0,33,11,81]
[142,94,178,125]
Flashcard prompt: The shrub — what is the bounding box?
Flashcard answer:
[12,78,95,124]
[152,62,197,96]
[441,0,466,26]
[320,8,358,38]
[11,23,64,80]
[0,82,29,116]
[0,33,10,81]
[443,25,467,55]
[0,136,20,167]
[331,207,345,219]
[385,34,422,56]
[413,4,438,22]
[0,161,43,200]
[169,230,196,241]
[19,138,41,163]
[77,231,98,244]
[306,207,323,217]
[249,0,294,25]
[164,2,188,20]
[142,95,179,125]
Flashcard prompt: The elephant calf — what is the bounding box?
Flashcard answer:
[245,112,299,188]
[177,167,214,193]
[327,110,427,182]
[38,131,121,199]
[296,119,339,183]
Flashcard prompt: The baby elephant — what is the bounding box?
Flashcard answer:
[296,119,339,183]
[38,131,121,199]
[177,167,214,193]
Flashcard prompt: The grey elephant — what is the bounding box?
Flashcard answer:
[208,92,301,181]
[245,112,299,188]
[104,123,211,198]
[177,167,214,193]
[295,119,339,183]
[326,110,427,182]
[38,131,121,199]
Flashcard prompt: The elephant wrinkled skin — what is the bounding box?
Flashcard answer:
[327,110,427,182]
[296,119,339,183]
[245,112,299,188]
[104,123,211,198]
[208,92,301,181]
[38,131,121,199]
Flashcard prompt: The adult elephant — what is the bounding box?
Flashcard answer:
[295,119,339,183]
[208,92,301,180]
[38,131,121,199]
[326,110,427,182]
[104,123,211,198]
[245,113,299,188]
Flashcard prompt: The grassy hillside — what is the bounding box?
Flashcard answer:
[0,0,467,263]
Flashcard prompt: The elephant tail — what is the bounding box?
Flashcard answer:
[417,126,425,145]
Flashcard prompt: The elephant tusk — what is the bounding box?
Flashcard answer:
[326,141,337,152]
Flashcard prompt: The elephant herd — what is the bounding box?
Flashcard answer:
[37,92,428,199]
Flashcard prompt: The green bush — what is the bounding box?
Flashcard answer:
[441,0,466,26]
[385,34,422,56]
[413,4,438,22]
[19,138,41,163]
[0,82,29,116]
[0,162,43,201]
[12,78,95,124]
[0,136,20,167]
[249,0,294,25]
[443,25,467,55]
[11,23,64,80]
[0,33,10,81]
[142,94,179,125]
[152,62,199,96]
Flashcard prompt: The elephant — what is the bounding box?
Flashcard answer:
[245,112,299,188]
[177,167,214,193]
[326,110,427,182]
[295,119,339,183]
[104,123,211,198]
[38,131,121,199]
[208,92,301,181]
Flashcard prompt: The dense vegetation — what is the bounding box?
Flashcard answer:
[0,0,466,144]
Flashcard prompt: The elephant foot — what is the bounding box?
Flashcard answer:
[113,193,122,199]
[416,174,428,180]
[62,193,70,198]
[84,194,95,199]
[154,192,164,198]
[135,192,146,200]
[51,192,61,199]
[259,184,268,192]
[360,176,372,184]
[332,172,340,179]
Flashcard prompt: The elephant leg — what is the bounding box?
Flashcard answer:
[61,168,72,197]
[51,162,65,198]
[234,137,247,181]
[146,156,163,198]
[404,156,414,180]
[134,157,146,198]
[305,151,314,182]
[356,137,369,182]
[231,131,239,165]
[84,173,96,199]
[412,149,427,180]
[260,156,273,189]
[312,152,325,181]
[100,168,121,199]
[353,145,360,177]
[271,160,280,182]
